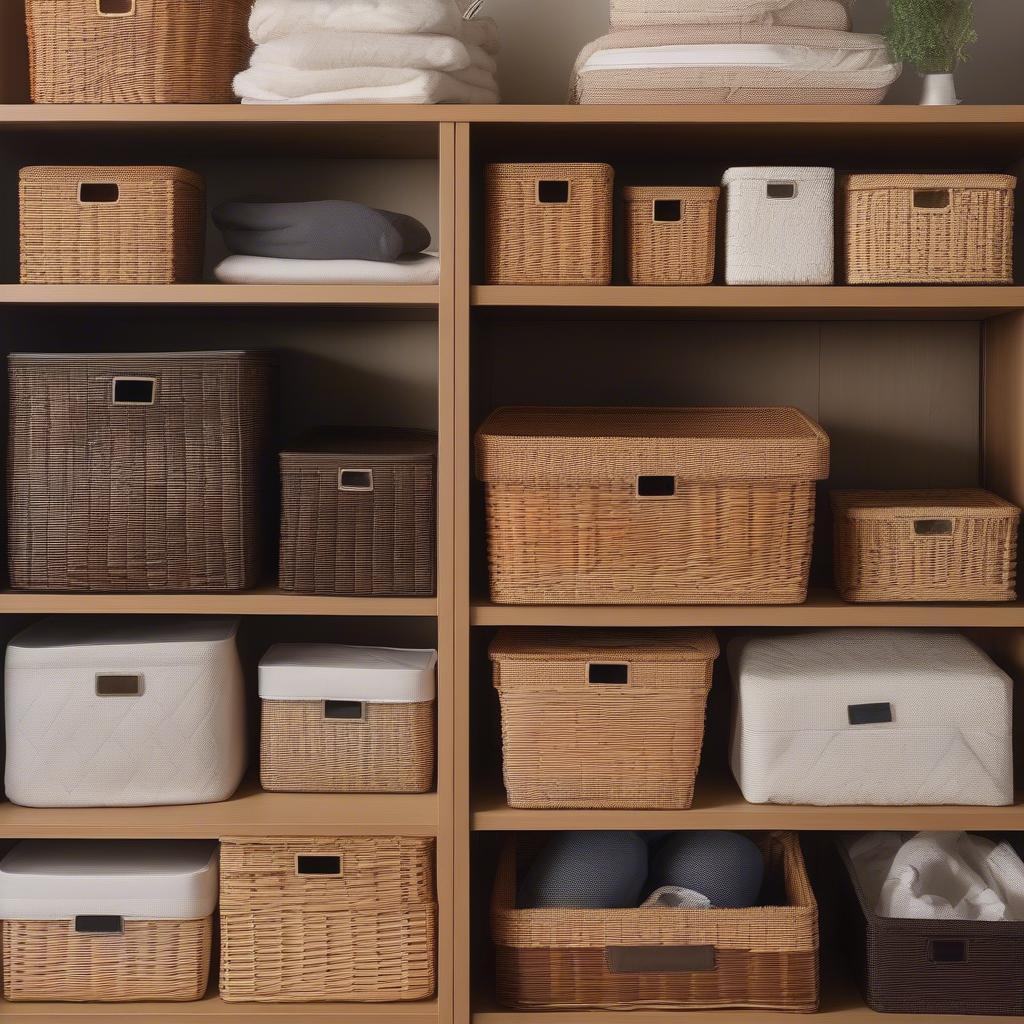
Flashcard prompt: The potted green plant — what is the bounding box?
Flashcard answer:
[884,0,976,105]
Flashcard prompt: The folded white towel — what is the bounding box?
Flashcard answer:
[214,252,441,285]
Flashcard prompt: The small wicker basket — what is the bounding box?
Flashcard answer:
[624,186,719,285]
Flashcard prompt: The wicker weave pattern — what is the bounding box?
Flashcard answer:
[625,187,719,285]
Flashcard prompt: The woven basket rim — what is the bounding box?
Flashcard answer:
[486,162,614,180]
[20,165,204,190]
[623,186,720,201]
[281,427,437,462]
[489,627,719,663]
[832,488,1020,520]
[9,350,262,363]
[845,173,1016,192]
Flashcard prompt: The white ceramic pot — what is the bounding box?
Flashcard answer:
[920,72,960,105]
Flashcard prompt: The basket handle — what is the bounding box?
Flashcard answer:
[536,179,570,205]
[79,183,120,205]
[295,854,344,877]
[913,189,951,211]
[338,469,374,492]
[766,181,796,200]
[96,673,143,697]
[587,662,630,686]
[75,915,124,934]
[606,945,716,973]
[929,939,967,963]
[636,474,676,498]
[848,702,892,726]
[111,377,156,406]
[914,518,954,537]
[324,699,365,721]
[97,0,136,16]
[652,199,682,223]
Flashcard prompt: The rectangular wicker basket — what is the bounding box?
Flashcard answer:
[493,831,819,1012]
[219,836,437,1003]
[20,165,205,284]
[624,186,719,285]
[845,173,1016,284]
[832,489,1020,603]
[490,628,719,808]
[475,406,830,605]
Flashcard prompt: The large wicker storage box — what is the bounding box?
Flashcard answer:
[8,350,272,593]
[845,173,1016,284]
[485,163,614,285]
[475,406,830,605]
[490,628,718,808]
[728,629,1014,806]
[493,832,818,1012]
[279,429,437,597]
[0,840,217,1003]
[20,166,205,284]
[624,186,719,285]
[5,617,246,808]
[259,644,437,794]
[26,0,251,104]
[220,836,437,1002]
[832,489,1020,603]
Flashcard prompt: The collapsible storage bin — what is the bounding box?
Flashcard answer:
[490,628,718,808]
[845,173,1016,284]
[832,489,1020,603]
[8,350,272,592]
[722,167,835,284]
[485,163,614,285]
[279,429,437,597]
[728,629,1014,806]
[220,836,437,1002]
[0,840,217,1002]
[4,617,246,808]
[259,644,437,794]
[493,831,818,1011]
[20,166,205,284]
[624,186,719,285]
[475,406,830,605]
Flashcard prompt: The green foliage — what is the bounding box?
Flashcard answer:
[885,0,977,74]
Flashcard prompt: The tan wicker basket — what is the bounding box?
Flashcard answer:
[485,163,614,285]
[845,173,1016,284]
[832,489,1020,603]
[475,406,830,605]
[493,831,819,1012]
[624,186,720,285]
[220,836,437,1002]
[26,0,251,104]
[490,628,718,808]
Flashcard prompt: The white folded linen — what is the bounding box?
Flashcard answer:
[214,252,441,285]
[236,62,495,99]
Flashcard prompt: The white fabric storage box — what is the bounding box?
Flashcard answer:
[728,629,1013,806]
[722,166,835,284]
[0,840,217,1002]
[4,617,246,808]
[259,644,437,794]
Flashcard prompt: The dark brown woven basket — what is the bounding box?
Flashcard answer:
[8,351,272,593]
[279,429,437,597]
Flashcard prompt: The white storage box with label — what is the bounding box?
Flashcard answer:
[4,617,246,808]
[728,629,1013,806]
[0,840,218,1002]
[722,166,835,284]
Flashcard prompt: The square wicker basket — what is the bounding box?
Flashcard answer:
[624,186,719,285]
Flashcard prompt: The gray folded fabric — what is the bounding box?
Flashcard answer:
[213,200,432,262]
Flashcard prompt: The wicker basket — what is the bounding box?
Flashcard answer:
[26,0,251,104]
[279,429,437,597]
[220,836,437,1002]
[490,628,718,808]
[624,186,719,285]
[485,163,614,285]
[832,489,1020,603]
[845,173,1016,284]
[493,831,819,1012]
[475,406,830,605]
[8,351,272,593]
[20,166,205,285]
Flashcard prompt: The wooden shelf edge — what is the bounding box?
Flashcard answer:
[0,285,440,306]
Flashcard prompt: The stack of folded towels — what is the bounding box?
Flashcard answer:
[235,0,500,104]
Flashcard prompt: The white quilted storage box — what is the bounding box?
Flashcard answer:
[728,629,1013,807]
[722,166,835,284]
[4,617,246,808]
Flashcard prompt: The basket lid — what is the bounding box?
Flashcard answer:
[622,186,720,202]
[845,173,1017,192]
[19,165,204,191]
[722,166,834,186]
[281,427,437,465]
[832,488,1021,521]
[490,628,718,664]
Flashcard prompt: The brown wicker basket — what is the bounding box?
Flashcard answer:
[845,173,1016,284]
[475,406,830,605]
[485,163,614,285]
[493,832,819,1012]
[832,489,1020,603]
[20,166,205,285]
[279,429,437,597]
[26,0,251,104]
[219,836,437,1003]
[624,186,720,285]
[8,351,272,593]
[490,628,718,808]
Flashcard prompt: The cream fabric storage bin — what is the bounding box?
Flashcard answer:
[4,617,246,808]
[0,840,217,1002]
[728,629,1013,807]
[722,166,835,284]
[609,0,851,28]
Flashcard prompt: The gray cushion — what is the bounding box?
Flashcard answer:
[648,831,764,909]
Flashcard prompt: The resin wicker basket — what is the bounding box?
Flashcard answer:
[624,186,719,285]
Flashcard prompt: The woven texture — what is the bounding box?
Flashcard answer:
[219,836,436,1003]
[490,628,718,808]
[3,916,211,1002]
[485,164,613,285]
[8,351,272,593]
[20,166,204,285]
[624,187,719,285]
[26,0,251,103]
[832,489,1020,603]
[845,174,1016,284]
[609,0,850,28]
[493,832,819,1012]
